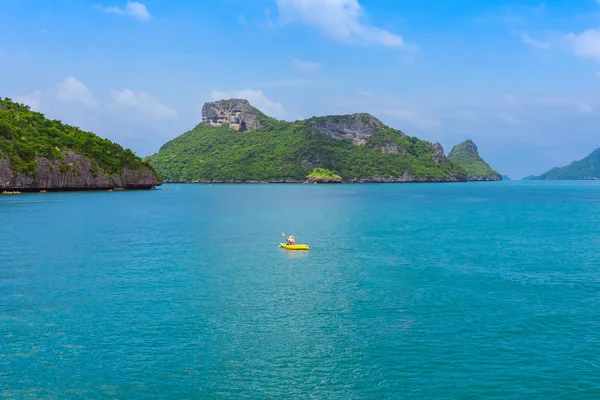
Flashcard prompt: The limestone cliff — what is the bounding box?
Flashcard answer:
[201,99,261,132]
[429,142,446,163]
[307,113,387,145]
[0,151,161,191]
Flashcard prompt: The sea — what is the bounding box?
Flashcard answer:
[1,181,600,399]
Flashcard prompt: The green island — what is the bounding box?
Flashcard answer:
[534,148,600,180]
[147,99,469,183]
[447,140,502,181]
[0,97,161,190]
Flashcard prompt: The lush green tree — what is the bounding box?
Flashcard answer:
[0,97,159,179]
[147,113,467,182]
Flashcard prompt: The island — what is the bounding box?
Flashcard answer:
[534,148,600,180]
[147,98,495,184]
[447,140,502,181]
[0,98,161,191]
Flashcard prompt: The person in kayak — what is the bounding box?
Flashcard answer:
[286,235,295,245]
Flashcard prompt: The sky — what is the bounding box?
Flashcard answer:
[2,0,600,178]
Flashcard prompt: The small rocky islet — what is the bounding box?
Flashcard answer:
[1,96,507,192]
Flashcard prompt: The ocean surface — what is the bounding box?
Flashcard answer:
[2,181,600,399]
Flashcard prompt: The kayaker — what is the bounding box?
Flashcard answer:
[286,235,295,245]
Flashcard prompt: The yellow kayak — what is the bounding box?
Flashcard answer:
[280,243,309,250]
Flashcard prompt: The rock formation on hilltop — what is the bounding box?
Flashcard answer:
[147,98,468,183]
[448,140,502,181]
[306,113,387,145]
[201,99,262,132]
[534,148,600,180]
[0,97,161,191]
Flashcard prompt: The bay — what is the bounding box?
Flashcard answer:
[2,181,600,399]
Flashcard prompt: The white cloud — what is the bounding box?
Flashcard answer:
[57,76,97,108]
[358,90,371,97]
[99,1,150,21]
[112,89,176,119]
[293,59,321,70]
[521,32,550,49]
[14,90,42,111]
[210,89,286,119]
[238,14,248,26]
[276,0,406,48]
[566,28,600,61]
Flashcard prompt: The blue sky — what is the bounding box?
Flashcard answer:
[2,0,600,178]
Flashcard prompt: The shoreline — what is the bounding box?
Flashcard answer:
[0,185,159,193]
[160,179,472,184]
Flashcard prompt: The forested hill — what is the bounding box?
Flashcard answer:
[535,148,600,180]
[0,97,161,190]
[147,98,468,183]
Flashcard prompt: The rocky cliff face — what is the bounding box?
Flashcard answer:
[0,151,161,191]
[307,113,387,145]
[429,142,446,163]
[201,99,261,132]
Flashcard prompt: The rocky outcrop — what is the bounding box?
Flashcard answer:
[307,113,387,145]
[345,170,464,183]
[201,99,261,132]
[429,142,446,163]
[0,104,6,111]
[380,143,400,154]
[0,151,161,191]
[448,140,502,181]
[305,176,342,183]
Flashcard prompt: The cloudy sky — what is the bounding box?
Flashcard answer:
[2,0,600,178]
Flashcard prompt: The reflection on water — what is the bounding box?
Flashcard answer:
[281,248,310,259]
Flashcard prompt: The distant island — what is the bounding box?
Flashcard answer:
[0,98,161,191]
[447,140,502,181]
[502,175,511,180]
[522,175,536,180]
[534,148,600,180]
[147,99,500,184]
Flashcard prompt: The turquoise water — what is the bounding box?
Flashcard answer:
[2,182,600,399]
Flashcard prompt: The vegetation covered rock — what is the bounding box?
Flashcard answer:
[147,99,468,183]
[448,140,501,181]
[306,168,342,183]
[0,97,161,190]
